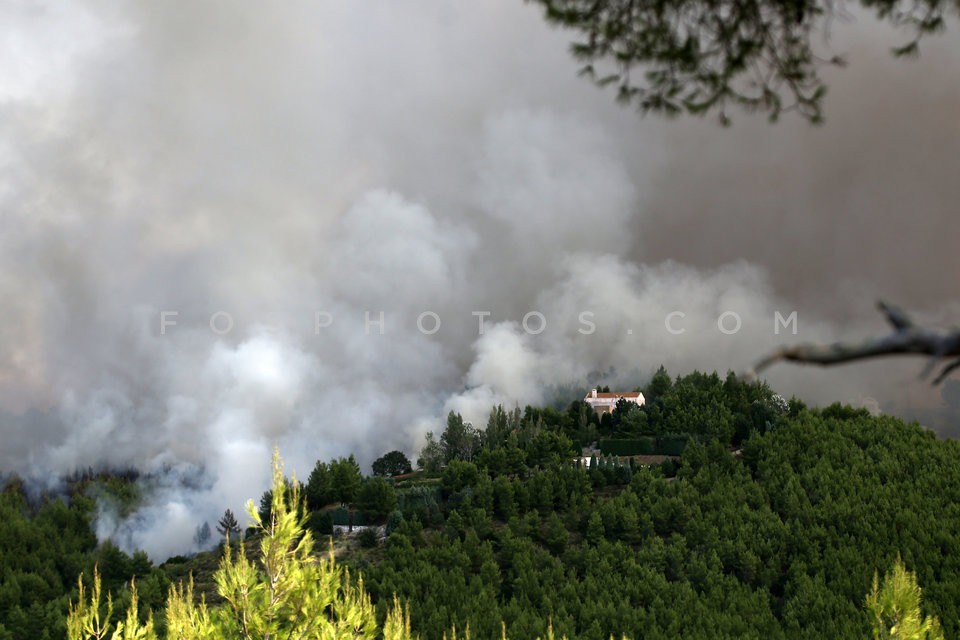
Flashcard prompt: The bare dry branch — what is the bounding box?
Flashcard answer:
[744,301,960,384]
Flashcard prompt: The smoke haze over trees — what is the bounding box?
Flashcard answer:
[33,379,960,639]
[0,1,958,558]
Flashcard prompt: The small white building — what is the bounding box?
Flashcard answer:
[584,389,645,415]
[333,524,386,539]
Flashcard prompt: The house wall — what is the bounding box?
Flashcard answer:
[584,391,645,415]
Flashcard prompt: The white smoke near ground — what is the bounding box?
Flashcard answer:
[0,1,958,558]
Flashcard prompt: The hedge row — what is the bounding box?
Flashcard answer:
[599,434,691,456]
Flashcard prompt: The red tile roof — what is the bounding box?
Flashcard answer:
[590,392,642,399]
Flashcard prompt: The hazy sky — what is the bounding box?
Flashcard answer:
[1,1,958,557]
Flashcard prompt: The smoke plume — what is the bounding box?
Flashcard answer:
[1,1,957,558]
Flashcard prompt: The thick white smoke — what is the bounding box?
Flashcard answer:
[1,1,957,558]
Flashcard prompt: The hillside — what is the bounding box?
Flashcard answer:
[3,371,959,638]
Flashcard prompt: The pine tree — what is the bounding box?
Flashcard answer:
[586,511,604,546]
[544,513,568,555]
[216,508,241,537]
[305,459,333,510]
[192,521,210,547]
[67,568,156,640]
[866,555,944,640]
[66,450,580,640]
[68,450,408,639]
[329,455,362,506]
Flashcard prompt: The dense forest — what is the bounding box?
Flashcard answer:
[2,370,958,638]
[0,473,169,639]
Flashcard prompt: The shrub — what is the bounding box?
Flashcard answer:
[358,527,379,548]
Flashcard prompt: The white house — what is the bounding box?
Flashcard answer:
[584,389,645,415]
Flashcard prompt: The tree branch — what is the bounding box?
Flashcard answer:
[745,301,960,384]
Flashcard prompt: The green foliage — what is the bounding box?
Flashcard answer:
[372,451,413,477]
[66,568,156,640]
[358,528,380,549]
[66,452,581,640]
[614,370,782,448]
[645,366,672,403]
[0,477,166,640]
[599,435,693,456]
[305,459,333,510]
[525,430,576,468]
[543,513,568,555]
[821,402,873,421]
[442,461,481,495]
[585,511,605,546]
[307,453,383,513]
[416,432,444,473]
[356,477,398,523]
[257,475,297,525]
[530,0,953,123]
[656,434,690,456]
[215,509,240,538]
[385,510,405,536]
[396,485,443,525]
[32,369,960,639]
[68,450,403,640]
[329,455,363,506]
[361,383,960,638]
[419,413,484,472]
[867,556,944,640]
[599,437,656,455]
[440,413,482,464]
[308,510,333,536]
[85,476,143,520]
[484,405,524,450]
[608,397,641,433]
[257,490,272,525]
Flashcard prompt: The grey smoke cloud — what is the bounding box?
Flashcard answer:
[1,1,957,558]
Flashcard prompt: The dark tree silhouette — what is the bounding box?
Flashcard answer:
[193,521,211,547]
[529,0,955,123]
[216,508,241,537]
[371,450,413,477]
[748,301,960,384]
